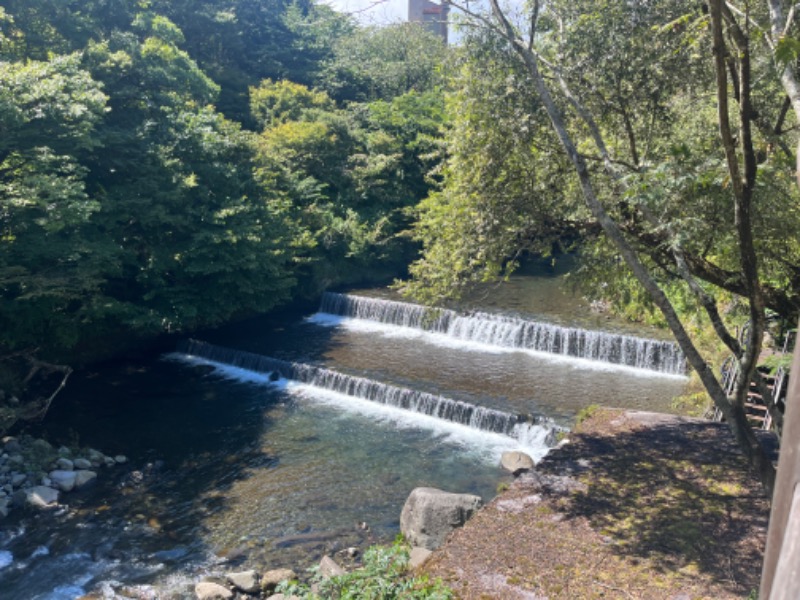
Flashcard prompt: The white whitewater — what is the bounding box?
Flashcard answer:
[318,292,686,376]
[178,339,563,448]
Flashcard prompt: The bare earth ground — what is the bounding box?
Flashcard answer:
[421,408,770,599]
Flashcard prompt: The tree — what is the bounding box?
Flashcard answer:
[406,0,800,495]
[251,80,447,291]
[319,22,449,103]
[0,54,109,352]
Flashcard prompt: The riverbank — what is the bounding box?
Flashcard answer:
[421,408,770,599]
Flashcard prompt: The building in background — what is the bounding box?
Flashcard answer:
[408,0,449,44]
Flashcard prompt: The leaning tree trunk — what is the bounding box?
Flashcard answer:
[475,0,777,495]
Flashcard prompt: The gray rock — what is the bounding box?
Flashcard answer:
[194,581,233,600]
[73,458,92,470]
[49,470,77,492]
[0,497,9,518]
[400,487,483,550]
[4,439,21,453]
[409,546,433,569]
[87,449,105,462]
[500,451,535,475]
[104,457,116,467]
[114,455,128,464]
[31,439,53,453]
[41,476,52,487]
[16,486,59,509]
[226,570,259,593]
[55,458,74,471]
[261,568,296,593]
[8,454,23,466]
[10,473,26,488]
[318,555,345,579]
[57,446,72,457]
[74,470,97,489]
[266,595,302,600]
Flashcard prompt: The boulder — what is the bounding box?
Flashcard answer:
[226,570,259,593]
[409,547,432,569]
[87,449,105,462]
[10,473,26,488]
[32,439,53,453]
[15,486,59,509]
[4,439,21,454]
[0,497,10,518]
[55,458,74,471]
[73,458,92,470]
[194,581,233,600]
[500,451,535,475]
[74,470,97,490]
[114,455,128,464]
[261,568,296,593]
[49,470,78,492]
[318,555,345,579]
[400,487,483,550]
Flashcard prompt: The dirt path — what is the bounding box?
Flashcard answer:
[421,408,770,599]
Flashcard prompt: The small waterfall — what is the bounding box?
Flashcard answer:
[319,292,686,375]
[178,339,562,445]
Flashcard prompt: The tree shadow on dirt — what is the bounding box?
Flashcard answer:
[538,412,769,595]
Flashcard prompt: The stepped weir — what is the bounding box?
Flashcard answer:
[178,339,562,447]
[318,292,686,376]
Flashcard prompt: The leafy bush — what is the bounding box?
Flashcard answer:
[278,538,452,599]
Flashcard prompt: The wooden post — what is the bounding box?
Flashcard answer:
[760,325,800,599]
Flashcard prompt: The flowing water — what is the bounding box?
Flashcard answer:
[0,268,688,599]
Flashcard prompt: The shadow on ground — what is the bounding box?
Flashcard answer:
[423,409,769,599]
[542,410,768,591]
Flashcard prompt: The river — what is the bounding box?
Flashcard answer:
[0,264,687,599]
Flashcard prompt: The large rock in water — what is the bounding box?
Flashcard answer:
[14,486,59,510]
[500,451,535,475]
[400,487,483,550]
[49,470,77,492]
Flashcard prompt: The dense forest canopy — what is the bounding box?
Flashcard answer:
[0,0,449,430]
[0,0,447,363]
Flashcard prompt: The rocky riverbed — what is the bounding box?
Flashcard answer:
[0,435,128,520]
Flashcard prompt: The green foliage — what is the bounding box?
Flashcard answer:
[250,79,334,128]
[399,32,577,304]
[278,539,453,600]
[575,404,600,427]
[320,22,449,103]
[760,353,793,375]
[0,0,449,365]
[253,82,447,294]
